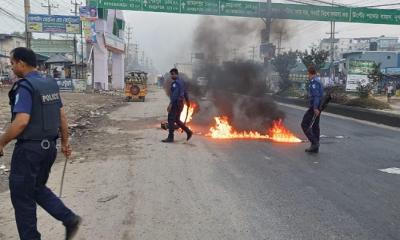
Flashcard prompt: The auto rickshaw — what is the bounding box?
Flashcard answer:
[124,71,148,102]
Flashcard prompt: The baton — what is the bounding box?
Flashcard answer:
[306,114,318,132]
[59,156,68,198]
[306,94,332,132]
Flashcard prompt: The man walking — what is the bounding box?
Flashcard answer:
[162,68,193,143]
[0,47,81,239]
[301,65,324,153]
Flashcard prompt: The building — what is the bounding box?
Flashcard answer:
[319,36,400,60]
[342,51,400,73]
[0,34,26,75]
[93,8,126,90]
[0,34,26,57]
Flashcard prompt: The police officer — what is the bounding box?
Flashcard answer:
[162,68,193,143]
[301,65,324,153]
[0,47,81,239]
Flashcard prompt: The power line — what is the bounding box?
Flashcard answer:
[0,7,24,23]
[363,3,400,8]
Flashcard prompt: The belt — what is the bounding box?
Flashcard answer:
[17,138,57,150]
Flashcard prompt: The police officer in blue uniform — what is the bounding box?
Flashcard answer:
[301,65,324,153]
[0,48,81,239]
[162,68,193,143]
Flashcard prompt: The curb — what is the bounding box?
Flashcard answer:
[273,96,400,128]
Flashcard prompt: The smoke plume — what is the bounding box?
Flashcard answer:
[188,16,292,132]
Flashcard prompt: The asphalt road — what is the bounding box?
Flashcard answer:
[199,103,400,240]
[1,88,399,240]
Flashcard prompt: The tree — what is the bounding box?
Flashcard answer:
[271,51,298,93]
[358,62,383,98]
[298,48,329,94]
[298,48,329,70]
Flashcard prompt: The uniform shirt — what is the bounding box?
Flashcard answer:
[13,71,63,115]
[309,76,324,109]
[170,77,189,105]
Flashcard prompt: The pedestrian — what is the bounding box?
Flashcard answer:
[0,47,81,240]
[162,68,193,143]
[301,65,324,153]
[387,83,393,103]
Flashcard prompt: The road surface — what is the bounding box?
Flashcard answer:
[0,86,399,240]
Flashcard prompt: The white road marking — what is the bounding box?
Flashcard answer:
[264,156,271,160]
[379,168,400,175]
[277,102,400,132]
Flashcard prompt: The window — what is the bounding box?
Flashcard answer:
[387,56,391,60]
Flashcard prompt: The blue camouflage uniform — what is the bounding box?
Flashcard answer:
[8,71,77,240]
[301,76,324,146]
[167,77,191,140]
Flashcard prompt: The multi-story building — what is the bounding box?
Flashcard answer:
[319,36,400,60]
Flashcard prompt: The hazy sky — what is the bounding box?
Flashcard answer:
[2,0,400,72]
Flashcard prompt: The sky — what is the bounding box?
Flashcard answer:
[2,0,400,72]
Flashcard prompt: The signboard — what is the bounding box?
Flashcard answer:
[346,60,374,92]
[79,6,98,20]
[104,33,125,52]
[346,74,369,92]
[260,43,275,59]
[28,14,81,34]
[385,67,400,75]
[73,79,87,92]
[56,78,74,91]
[83,21,97,43]
[31,39,74,53]
[98,0,400,25]
[348,60,374,75]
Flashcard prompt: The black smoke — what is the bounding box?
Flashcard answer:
[188,17,289,132]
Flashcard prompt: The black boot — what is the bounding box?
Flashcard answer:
[162,138,174,143]
[186,130,193,141]
[305,144,319,153]
[64,215,82,240]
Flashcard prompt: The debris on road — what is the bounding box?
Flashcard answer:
[97,194,119,203]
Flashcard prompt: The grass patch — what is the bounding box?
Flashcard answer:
[346,97,391,110]
[277,88,304,98]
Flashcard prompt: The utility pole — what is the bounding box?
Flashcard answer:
[125,26,133,70]
[134,43,139,67]
[328,0,338,83]
[24,0,31,48]
[71,0,81,79]
[261,0,272,90]
[277,30,284,55]
[232,48,238,61]
[249,46,256,62]
[42,0,59,40]
[141,51,145,67]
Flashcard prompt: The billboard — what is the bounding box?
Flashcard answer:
[83,21,97,43]
[31,39,74,54]
[28,14,81,34]
[104,33,125,52]
[79,6,98,20]
[346,60,374,92]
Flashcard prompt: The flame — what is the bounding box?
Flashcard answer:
[207,116,268,139]
[180,102,197,123]
[207,117,301,143]
[268,119,302,143]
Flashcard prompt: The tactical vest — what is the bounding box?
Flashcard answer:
[9,73,61,140]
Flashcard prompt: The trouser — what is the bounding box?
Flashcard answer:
[301,107,320,146]
[167,101,191,139]
[9,140,76,240]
